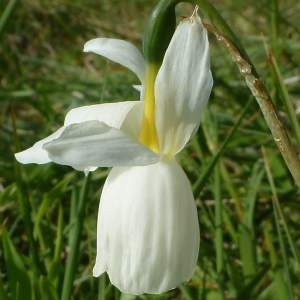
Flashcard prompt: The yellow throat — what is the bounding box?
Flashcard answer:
[139,64,160,153]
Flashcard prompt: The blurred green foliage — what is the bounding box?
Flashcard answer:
[0,0,300,299]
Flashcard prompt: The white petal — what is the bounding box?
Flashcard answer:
[15,127,65,164]
[65,100,143,141]
[121,102,143,140]
[44,121,157,170]
[94,160,200,295]
[155,15,213,155]
[84,38,145,82]
[64,101,140,129]
[16,101,143,167]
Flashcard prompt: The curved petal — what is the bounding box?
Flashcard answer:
[84,38,145,82]
[121,101,143,140]
[64,101,140,129]
[66,100,143,141]
[15,101,143,167]
[155,15,213,155]
[15,127,65,164]
[44,121,157,170]
[94,160,200,294]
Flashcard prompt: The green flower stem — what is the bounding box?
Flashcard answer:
[61,173,90,300]
[214,164,225,299]
[143,0,177,63]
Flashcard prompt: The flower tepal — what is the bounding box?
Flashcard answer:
[94,160,200,294]
[15,12,212,295]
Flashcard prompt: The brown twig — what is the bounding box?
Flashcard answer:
[204,22,300,189]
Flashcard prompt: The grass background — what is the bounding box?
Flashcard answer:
[1,0,300,299]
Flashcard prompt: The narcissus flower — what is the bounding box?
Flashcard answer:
[15,13,212,295]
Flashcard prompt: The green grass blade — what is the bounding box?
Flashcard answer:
[98,274,107,300]
[269,0,279,58]
[49,204,64,283]
[214,164,225,299]
[268,52,300,145]
[0,0,18,36]
[194,0,300,188]
[193,98,252,195]
[264,223,293,300]
[238,224,257,280]
[262,149,300,268]
[273,270,293,300]
[179,285,194,300]
[1,228,32,299]
[13,108,46,277]
[245,162,264,230]
[237,266,269,300]
[239,161,264,281]
[61,173,91,300]
[0,271,8,300]
[220,161,243,223]
[54,204,64,265]
[262,147,295,299]
[34,174,74,239]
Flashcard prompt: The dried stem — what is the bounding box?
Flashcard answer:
[204,22,300,188]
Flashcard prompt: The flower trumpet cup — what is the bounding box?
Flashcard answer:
[15,14,212,295]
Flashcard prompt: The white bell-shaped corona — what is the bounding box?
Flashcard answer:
[93,160,200,294]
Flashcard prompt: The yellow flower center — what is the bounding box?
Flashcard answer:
[139,64,160,153]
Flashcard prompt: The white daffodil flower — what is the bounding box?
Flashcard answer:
[15,14,212,295]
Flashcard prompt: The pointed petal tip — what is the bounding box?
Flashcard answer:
[15,148,49,164]
[155,11,212,155]
[82,37,145,82]
[83,39,93,53]
[83,38,102,53]
[14,151,27,163]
